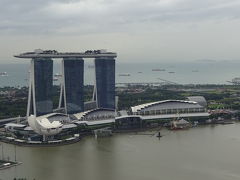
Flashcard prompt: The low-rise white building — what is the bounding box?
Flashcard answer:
[131,100,207,116]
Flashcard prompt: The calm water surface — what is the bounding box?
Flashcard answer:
[1,61,240,87]
[1,123,240,180]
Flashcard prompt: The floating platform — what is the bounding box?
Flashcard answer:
[0,160,22,170]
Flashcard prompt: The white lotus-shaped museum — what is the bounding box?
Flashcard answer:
[28,114,63,136]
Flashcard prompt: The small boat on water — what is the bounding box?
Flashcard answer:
[192,70,199,72]
[152,69,165,72]
[0,72,8,77]
[168,71,175,74]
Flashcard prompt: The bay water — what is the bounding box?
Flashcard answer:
[1,61,240,87]
[1,123,240,180]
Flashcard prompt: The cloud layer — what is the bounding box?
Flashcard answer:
[1,0,240,63]
[1,0,240,34]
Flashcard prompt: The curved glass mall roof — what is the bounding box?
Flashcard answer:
[131,100,203,113]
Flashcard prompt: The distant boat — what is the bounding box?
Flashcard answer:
[138,72,143,73]
[119,73,131,77]
[0,72,8,77]
[192,70,199,72]
[152,69,165,72]
[168,71,175,74]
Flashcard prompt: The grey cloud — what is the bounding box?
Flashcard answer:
[0,0,240,34]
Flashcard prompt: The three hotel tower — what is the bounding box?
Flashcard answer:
[25,55,116,117]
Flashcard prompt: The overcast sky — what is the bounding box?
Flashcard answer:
[1,0,240,63]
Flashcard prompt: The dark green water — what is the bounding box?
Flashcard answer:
[1,123,240,180]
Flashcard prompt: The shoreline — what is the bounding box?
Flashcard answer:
[0,136,82,147]
[1,122,238,147]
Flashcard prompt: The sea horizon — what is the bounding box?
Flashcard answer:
[0,61,240,87]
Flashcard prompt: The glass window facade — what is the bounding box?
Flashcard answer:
[95,58,115,109]
[63,58,84,114]
[33,58,53,116]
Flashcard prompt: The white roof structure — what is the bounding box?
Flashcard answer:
[86,119,115,125]
[74,121,88,125]
[74,110,91,120]
[37,118,62,129]
[35,113,68,122]
[115,115,142,120]
[28,114,63,136]
[62,124,77,129]
[73,108,115,120]
[187,96,207,107]
[74,119,114,126]
[131,100,199,113]
[141,112,210,120]
[4,123,26,128]
[35,113,57,119]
